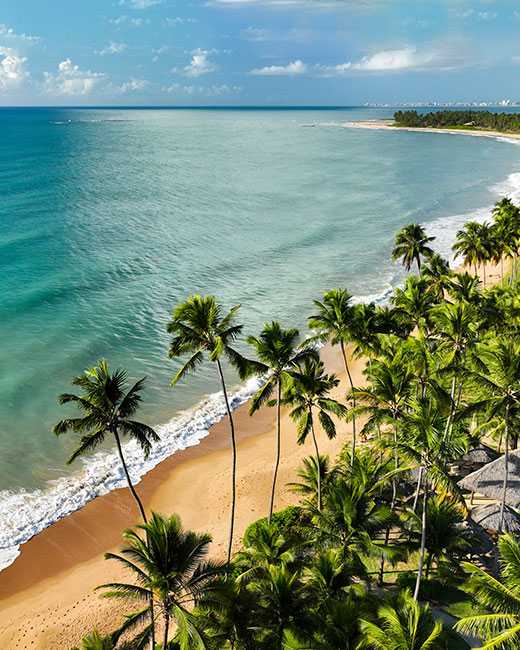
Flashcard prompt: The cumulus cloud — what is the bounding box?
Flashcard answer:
[96,42,127,56]
[183,48,217,77]
[250,60,307,76]
[43,59,106,96]
[0,47,28,90]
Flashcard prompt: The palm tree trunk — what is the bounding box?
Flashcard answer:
[268,380,282,524]
[310,420,322,511]
[113,428,147,522]
[378,422,399,586]
[340,341,356,463]
[163,606,170,650]
[501,256,504,281]
[414,478,428,602]
[500,405,510,532]
[112,429,155,649]
[483,263,487,288]
[216,359,237,567]
[412,466,423,513]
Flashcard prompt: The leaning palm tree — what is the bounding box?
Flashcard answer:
[456,533,520,648]
[247,322,317,522]
[167,295,249,565]
[358,588,444,650]
[283,357,347,510]
[98,512,224,650]
[308,289,358,457]
[392,223,435,273]
[53,360,159,523]
[421,252,451,301]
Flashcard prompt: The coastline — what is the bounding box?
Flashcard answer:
[0,343,361,649]
[345,119,520,141]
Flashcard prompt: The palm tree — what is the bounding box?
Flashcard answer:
[358,589,444,650]
[493,197,520,282]
[452,221,487,280]
[475,222,494,288]
[448,272,481,304]
[53,360,159,523]
[456,533,520,648]
[167,295,249,565]
[247,322,317,523]
[98,512,224,650]
[288,454,335,506]
[308,289,359,457]
[397,398,467,600]
[468,339,520,531]
[421,253,451,301]
[391,276,438,336]
[72,631,117,650]
[283,357,347,510]
[392,223,435,273]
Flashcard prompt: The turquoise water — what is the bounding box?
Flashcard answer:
[1,107,520,566]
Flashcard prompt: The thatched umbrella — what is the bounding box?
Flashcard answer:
[458,449,520,506]
[458,444,499,469]
[471,503,520,533]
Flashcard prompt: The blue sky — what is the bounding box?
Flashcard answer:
[2,0,520,105]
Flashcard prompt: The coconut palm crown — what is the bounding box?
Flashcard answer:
[392,223,435,272]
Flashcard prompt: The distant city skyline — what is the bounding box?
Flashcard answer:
[2,1,520,106]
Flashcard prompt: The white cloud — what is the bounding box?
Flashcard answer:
[164,17,197,26]
[120,0,162,8]
[0,47,28,90]
[183,48,217,77]
[250,60,307,76]
[241,26,270,41]
[162,82,241,96]
[109,15,149,27]
[317,46,469,76]
[43,59,106,96]
[0,24,40,43]
[96,42,127,56]
[456,9,497,20]
[117,78,149,92]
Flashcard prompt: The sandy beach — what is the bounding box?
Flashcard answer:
[345,119,520,141]
[0,342,364,649]
[0,259,506,649]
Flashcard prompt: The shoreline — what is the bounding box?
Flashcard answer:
[0,343,360,648]
[345,119,520,141]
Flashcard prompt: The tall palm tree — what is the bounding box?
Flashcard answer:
[167,295,248,565]
[421,253,451,301]
[493,197,520,282]
[247,322,317,523]
[392,223,435,273]
[53,360,159,523]
[456,533,520,648]
[452,221,487,281]
[468,339,520,531]
[475,221,494,288]
[283,357,347,510]
[397,398,467,600]
[358,589,444,650]
[98,512,224,650]
[308,289,358,457]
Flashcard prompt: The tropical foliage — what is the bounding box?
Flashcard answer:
[54,195,520,649]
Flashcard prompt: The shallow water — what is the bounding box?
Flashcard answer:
[1,106,520,568]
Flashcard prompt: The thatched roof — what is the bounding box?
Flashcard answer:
[458,449,520,506]
[471,503,520,533]
[459,444,499,466]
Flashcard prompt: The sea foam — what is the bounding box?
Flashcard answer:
[2,131,520,574]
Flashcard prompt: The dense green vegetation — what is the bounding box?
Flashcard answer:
[57,197,520,649]
[394,110,520,133]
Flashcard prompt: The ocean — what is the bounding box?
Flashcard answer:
[1,106,520,569]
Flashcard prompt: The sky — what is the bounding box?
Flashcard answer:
[2,0,520,106]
